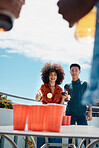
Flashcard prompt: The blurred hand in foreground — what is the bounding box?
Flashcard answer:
[57,0,97,27]
[0,0,25,18]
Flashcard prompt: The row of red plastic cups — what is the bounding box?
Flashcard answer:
[13,104,71,132]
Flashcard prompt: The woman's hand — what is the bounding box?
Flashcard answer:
[64,91,71,102]
[36,90,42,101]
[64,95,71,102]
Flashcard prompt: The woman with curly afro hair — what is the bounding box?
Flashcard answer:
[36,63,65,104]
[36,63,66,148]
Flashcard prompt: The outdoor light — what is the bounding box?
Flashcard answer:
[74,6,96,43]
[0,0,25,31]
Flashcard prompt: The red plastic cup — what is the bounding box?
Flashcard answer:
[28,105,32,130]
[30,105,46,131]
[46,104,65,132]
[62,116,71,125]
[13,104,29,130]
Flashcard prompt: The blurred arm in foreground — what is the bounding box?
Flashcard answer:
[82,0,99,105]
[57,0,99,105]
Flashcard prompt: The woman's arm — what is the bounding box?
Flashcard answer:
[36,90,42,101]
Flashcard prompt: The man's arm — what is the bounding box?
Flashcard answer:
[87,105,92,121]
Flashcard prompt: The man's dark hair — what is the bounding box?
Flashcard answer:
[70,63,81,70]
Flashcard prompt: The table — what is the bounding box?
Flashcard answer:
[0,125,99,148]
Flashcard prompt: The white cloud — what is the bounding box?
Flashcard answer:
[0,54,10,58]
[0,0,94,68]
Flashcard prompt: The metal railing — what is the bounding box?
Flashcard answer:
[0,91,36,102]
[0,91,99,115]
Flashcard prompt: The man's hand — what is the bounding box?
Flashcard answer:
[87,111,92,121]
[57,0,97,27]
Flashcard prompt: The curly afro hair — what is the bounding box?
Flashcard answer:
[41,63,65,85]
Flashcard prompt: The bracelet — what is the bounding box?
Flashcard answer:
[89,110,92,111]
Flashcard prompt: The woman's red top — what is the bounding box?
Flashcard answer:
[39,83,63,104]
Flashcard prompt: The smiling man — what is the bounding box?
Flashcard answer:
[64,63,92,147]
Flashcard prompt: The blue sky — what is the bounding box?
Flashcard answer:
[0,0,93,104]
[0,49,91,104]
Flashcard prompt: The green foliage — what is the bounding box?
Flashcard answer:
[0,94,13,109]
[23,137,34,148]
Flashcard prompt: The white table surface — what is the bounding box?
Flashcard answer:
[0,125,99,139]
